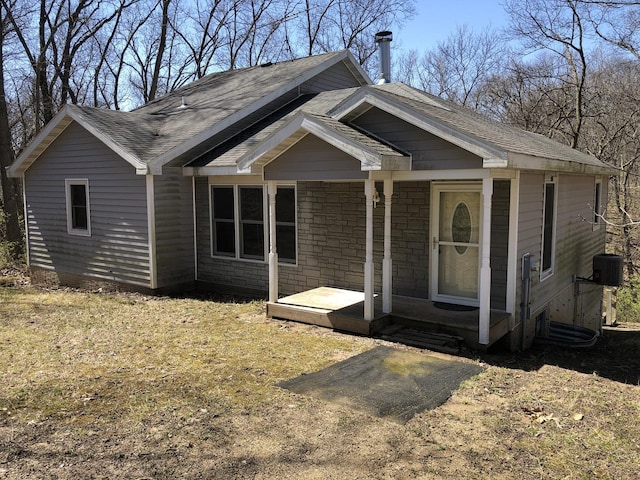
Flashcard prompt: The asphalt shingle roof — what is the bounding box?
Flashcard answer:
[72,51,356,164]
[371,83,609,168]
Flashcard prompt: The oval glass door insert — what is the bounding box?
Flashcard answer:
[452,202,472,254]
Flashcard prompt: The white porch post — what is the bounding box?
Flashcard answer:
[479,177,493,346]
[382,178,393,313]
[364,179,375,321]
[268,181,278,303]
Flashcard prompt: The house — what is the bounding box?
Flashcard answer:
[8,39,617,351]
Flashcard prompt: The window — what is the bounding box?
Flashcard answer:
[239,186,264,260]
[541,177,557,278]
[210,184,296,264]
[212,186,235,256]
[593,180,602,227]
[276,186,296,263]
[65,179,91,236]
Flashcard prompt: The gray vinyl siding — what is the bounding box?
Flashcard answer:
[490,180,510,310]
[154,168,195,287]
[517,172,607,340]
[24,121,150,286]
[264,135,368,181]
[301,61,365,92]
[351,108,483,170]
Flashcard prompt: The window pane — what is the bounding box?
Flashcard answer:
[276,187,295,223]
[214,221,235,255]
[213,187,234,220]
[240,187,263,221]
[70,184,86,207]
[277,225,296,263]
[542,183,555,271]
[241,223,264,259]
[594,183,601,223]
[70,184,88,230]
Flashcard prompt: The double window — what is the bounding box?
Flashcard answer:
[211,184,296,264]
[65,179,91,236]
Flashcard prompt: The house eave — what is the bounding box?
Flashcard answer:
[506,152,618,176]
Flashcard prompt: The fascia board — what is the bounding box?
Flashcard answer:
[183,165,249,176]
[149,51,366,170]
[299,116,381,169]
[8,106,74,177]
[236,112,310,172]
[507,152,619,176]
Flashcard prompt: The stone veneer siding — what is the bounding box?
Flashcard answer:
[196,178,510,305]
[195,178,431,298]
[277,181,430,298]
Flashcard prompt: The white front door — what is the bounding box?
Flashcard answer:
[431,184,482,306]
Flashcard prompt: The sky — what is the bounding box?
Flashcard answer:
[397,0,510,52]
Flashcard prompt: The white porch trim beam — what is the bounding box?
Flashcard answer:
[268,181,278,303]
[479,177,493,346]
[364,179,375,321]
[383,178,393,313]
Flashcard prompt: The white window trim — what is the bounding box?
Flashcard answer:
[209,183,297,266]
[65,178,91,236]
[540,174,558,281]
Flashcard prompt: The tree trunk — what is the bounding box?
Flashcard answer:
[0,6,24,255]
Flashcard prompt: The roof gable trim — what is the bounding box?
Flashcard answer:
[330,88,508,163]
[237,112,410,174]
[9,105,149,177]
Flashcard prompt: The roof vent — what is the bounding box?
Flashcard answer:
[375,31,392,85]
[178,96,188,109]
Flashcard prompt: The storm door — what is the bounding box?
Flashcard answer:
[431,184,481,306]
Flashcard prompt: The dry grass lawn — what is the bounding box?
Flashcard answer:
[1,283,639,479]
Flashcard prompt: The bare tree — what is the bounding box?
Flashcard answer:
[396,25,508,110]
[505,0,590,148]
[581,0,640,59]
[582,56,640,276]
[0,0,23,251]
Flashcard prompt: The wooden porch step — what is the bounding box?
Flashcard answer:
[378,326,464,354]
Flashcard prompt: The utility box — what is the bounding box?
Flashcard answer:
[593,254,623,286]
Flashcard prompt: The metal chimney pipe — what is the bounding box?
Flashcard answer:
[375,31,393,85]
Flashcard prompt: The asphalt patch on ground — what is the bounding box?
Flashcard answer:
[279,345,484,423]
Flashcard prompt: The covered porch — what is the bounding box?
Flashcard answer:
[236,107,520,351]
[267,286,512,351]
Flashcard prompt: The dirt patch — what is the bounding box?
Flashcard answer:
[279,346,484,423]
[1,285,639,479]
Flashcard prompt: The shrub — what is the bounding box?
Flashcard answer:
[615,276,640,323]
